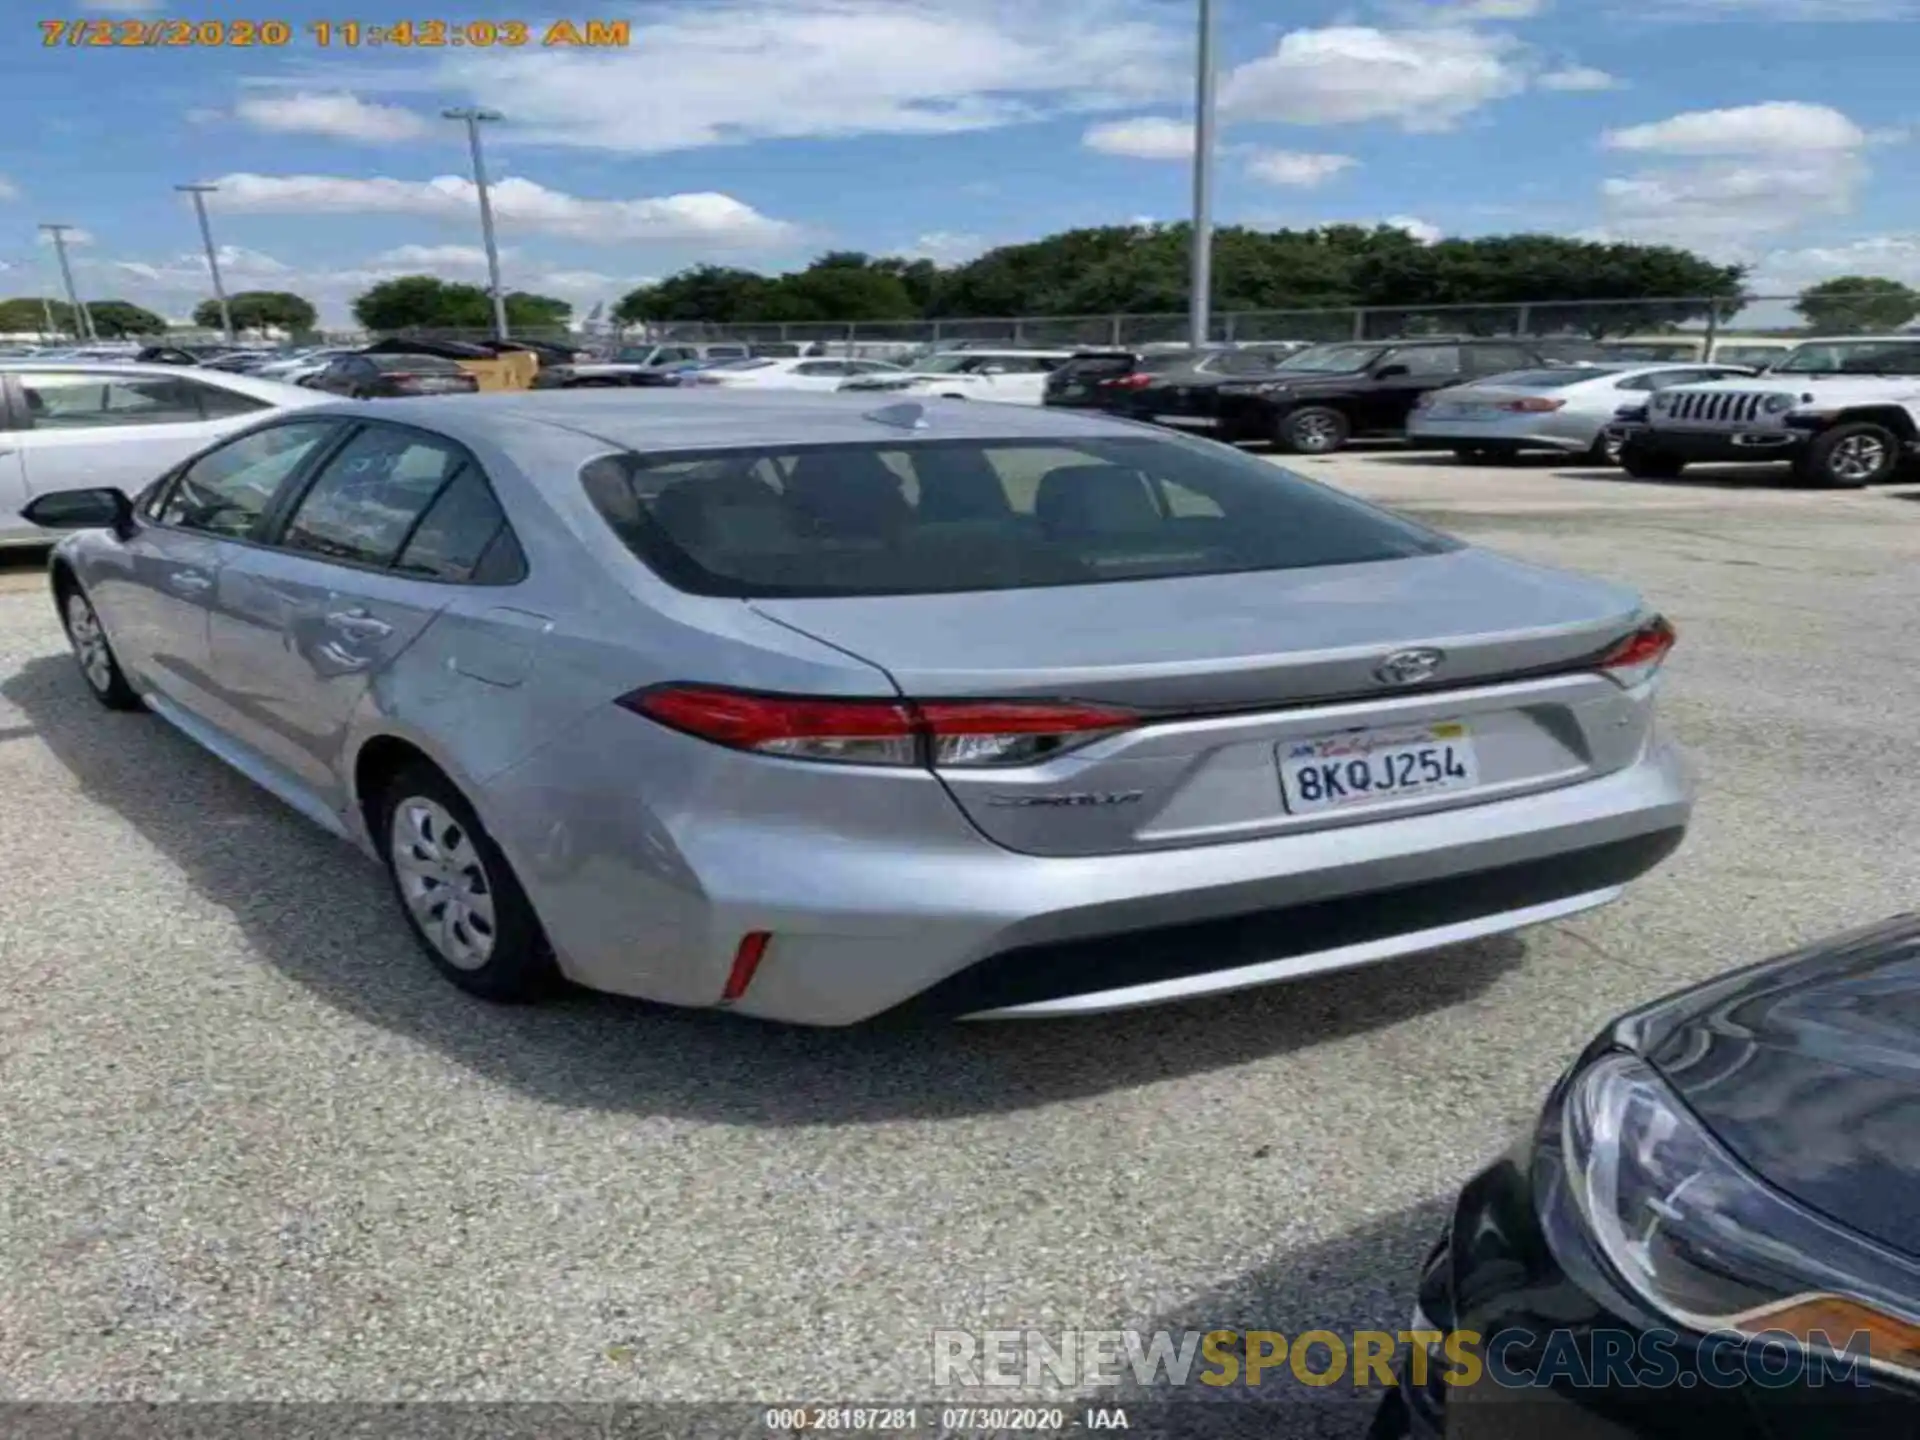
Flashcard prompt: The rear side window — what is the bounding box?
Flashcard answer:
[191,379,272,419]
[19,372,207,429]
[278,427,466,568]
[579,436,1457,599]
[395,467,527,584]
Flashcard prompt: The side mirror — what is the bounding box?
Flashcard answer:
[21,486,135,538]
[1373,363,1411,380]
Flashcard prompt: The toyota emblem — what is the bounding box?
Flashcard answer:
[1373,648,1445,686]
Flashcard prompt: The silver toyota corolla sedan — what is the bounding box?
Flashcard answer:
[24,391,1692,1024]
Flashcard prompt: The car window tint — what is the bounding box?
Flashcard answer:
[280,427,467,568]
[1384,346,1461,378]
[394,465,522,583]
[19,372,206,429]
[1211,351,1283,376]
[795,362,848,376]
[156,421,339,539]
[1462,345,1533,376]
[188,379,272,420]
[580,435,1457,599]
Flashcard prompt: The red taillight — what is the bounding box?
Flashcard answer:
[1597,616,1676,685]
[721,931,771,1002]
[1099,373,1154,390]
[619,685,1139,768]
[1498,397,1566,413]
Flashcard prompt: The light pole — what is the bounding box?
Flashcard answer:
[1189,0,1219,351]
[177,183,235,343]
[443,106,510,340]
[40,224,93,341]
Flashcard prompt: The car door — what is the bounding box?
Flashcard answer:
[788,360,854,391]
[1361,344,1460,432]
[103,418,345,722]
[5,369,267,523]
[204,422,487,811]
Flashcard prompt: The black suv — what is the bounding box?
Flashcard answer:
[1209,338,1595,453]
[1041,345,1303,429]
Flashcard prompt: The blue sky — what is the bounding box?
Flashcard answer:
[3,0,1917,325]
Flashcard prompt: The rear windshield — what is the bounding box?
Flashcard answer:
[1051,353,1138,381]
[371,354,463,372]
[579,436,1458,598]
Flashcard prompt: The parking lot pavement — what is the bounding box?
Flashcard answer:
[2,452,1918,1435]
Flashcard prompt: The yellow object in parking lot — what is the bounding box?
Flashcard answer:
[456,351,539,392]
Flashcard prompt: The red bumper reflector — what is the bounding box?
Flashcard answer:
[722,931,771,1003]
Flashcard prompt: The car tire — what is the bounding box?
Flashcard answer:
[1277,406,1351,454]
[1619,442,1686,480]
[57,583,143,711]
[1792,421,1901,489]
[377,763,560,1003]
[1586,431,1626,466]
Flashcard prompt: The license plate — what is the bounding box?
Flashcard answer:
[1278,721,1479,814]
[1433,402,1494,419]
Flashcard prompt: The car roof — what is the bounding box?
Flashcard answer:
[305,388,1155,453]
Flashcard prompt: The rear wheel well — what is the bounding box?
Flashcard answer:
[1832,406,1918,441]
[49,557,79,604]
[354,735,437,839]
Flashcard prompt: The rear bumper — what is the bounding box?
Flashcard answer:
[494,720,1692,1025]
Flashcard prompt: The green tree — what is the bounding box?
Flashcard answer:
[195,290,318,334]
[86,300,168,337]
[0,297,77,334]
[351,276,493,330]
[613,266,775,324]
[1792,276,1920,334]
[502,291,572,329]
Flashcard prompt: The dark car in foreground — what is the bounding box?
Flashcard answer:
[304,352,480,399]
[1210,338,1605,454]
[1377,914,1920,1439]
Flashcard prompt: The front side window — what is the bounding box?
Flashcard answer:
[278,426,468,568]
[1274,344,1387,375]
[579,435,1457,599]
[188,379,272,420]
[19,372,208,430]
[155,421,340,539]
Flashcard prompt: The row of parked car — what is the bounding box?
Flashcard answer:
[1037,332,1920,489]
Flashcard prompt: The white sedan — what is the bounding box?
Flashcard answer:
[836,349,1072,406]
[0,362,332,546]
[680,357,904,392]
[1409,361,1756,463]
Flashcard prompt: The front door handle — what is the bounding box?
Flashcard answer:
[167,570,212,593]
[324,609,393,640]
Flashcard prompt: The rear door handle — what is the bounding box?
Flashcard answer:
[167,570,212,593]
[324,609,393,640]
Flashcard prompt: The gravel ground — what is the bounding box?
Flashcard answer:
[2,451,1918,1436]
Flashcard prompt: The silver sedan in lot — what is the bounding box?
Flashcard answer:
[1409,362,1755,463]
[26,391,1692,1024]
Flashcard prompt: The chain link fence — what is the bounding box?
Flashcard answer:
[317,293,1914,353]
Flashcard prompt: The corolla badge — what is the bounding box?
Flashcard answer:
[1373,647,1445,686]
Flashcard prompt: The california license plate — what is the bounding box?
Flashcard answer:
[1278,721,1479,814]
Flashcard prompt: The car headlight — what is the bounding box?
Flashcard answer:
[1652,391,1677,411]
[1547,1052,1920,1380]
[1762,393,1795,414]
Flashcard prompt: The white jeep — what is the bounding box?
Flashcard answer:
[1612,335,1920,488]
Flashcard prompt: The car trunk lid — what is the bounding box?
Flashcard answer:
[753,549,1658,856]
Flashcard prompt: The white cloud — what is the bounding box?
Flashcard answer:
[234,91,432,143]
[205,173,797,246]
[1386,215,1445,244]
[1750,235,1920,291]
[1223,26,1527,132]
[1245,150,1359,187]
[1603,101,1865,154]
[1649,0,1917,17]
[0,176,17,202]
[1538,65,1623,91]
[415,0,1183,155]
[1599,104,1880,247]
[1082,116,1193,160]
[373,243,500,267]
[903,232,990,263]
